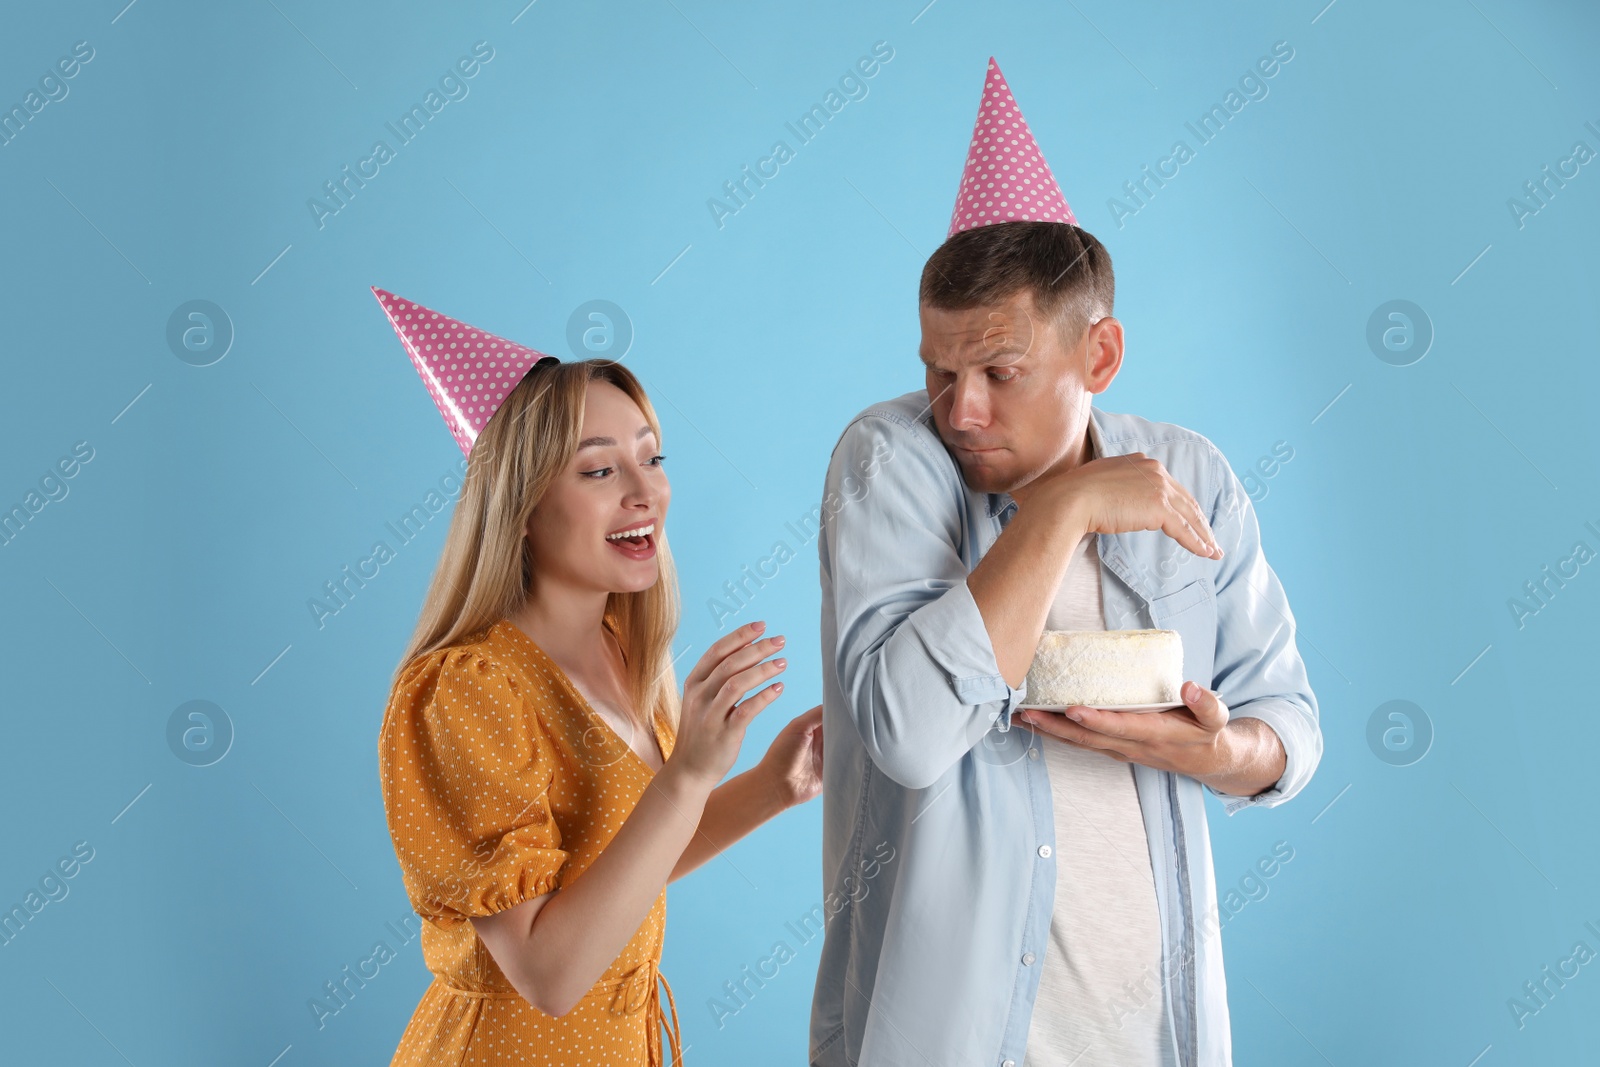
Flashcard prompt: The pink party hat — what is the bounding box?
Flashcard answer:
[371,287,559,457]
[948,58,1077,237]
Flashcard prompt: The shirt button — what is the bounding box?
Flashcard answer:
[1022,952,1036,966]
[1027,747,1040,760]
[1038,844,1052,858]
[1002,1060,1016,1067]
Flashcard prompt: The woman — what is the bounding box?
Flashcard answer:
[373,290,823,1065]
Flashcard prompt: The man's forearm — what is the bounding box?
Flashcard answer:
[968,498,1088,687]
[668,765,787,882]
[1192,717,1287,797]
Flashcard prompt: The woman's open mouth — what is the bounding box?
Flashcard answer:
[604,522,657,560]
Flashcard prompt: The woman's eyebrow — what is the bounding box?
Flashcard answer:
[577,425,656,450]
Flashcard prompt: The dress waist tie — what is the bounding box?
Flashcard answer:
[609,957,683,1066]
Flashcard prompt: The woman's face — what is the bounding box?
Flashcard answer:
[525,381,669,596]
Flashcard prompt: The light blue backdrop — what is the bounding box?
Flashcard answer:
[2,1,1596,1064]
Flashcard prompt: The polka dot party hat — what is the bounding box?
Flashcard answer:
[948,57,1077,237]
[371,286,559,457]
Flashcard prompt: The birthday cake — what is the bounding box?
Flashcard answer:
[1024,629,1184,707]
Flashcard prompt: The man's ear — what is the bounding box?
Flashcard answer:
[1083,316,1123,395]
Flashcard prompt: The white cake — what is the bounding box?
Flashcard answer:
[1024,629,1184,707]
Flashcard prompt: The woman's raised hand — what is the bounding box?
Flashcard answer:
[668,620,787,789]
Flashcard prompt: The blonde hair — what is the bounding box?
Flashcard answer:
[393,359,682,734]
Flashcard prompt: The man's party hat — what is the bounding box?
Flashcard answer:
[948,58,1077,236]
[371,287,559,457]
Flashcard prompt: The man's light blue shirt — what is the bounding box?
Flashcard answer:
[808,389,1323,1067]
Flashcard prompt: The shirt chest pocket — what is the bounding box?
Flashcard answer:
[1143,576,1218,688]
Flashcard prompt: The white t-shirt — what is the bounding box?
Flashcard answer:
[1022,532,1177,1067]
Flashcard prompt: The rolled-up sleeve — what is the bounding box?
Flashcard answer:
[821,412,1026,791]
[1203,449,1324,814]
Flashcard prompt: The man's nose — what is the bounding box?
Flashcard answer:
[947,376,988,429]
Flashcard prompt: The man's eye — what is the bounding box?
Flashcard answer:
[990,371,1017,382]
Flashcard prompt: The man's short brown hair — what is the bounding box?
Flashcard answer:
[918,221,1115,344]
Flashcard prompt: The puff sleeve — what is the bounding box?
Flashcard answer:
[380,646,571,925]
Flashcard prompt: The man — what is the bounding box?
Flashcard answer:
[808,59,1321,1067]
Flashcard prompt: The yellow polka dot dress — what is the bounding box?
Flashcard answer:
[378,617,683,1066]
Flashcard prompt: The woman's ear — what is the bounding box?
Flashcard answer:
[518,511,539,563]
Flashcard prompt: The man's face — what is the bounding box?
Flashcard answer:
[918,289,1121,497]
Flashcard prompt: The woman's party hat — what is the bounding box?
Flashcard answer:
[371,286,559,457]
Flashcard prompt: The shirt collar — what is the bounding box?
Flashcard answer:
[985,405,1105,519]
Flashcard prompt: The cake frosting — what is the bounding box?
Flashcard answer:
[1024,629,1184,707]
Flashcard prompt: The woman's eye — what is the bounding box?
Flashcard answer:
[582,455,665,479]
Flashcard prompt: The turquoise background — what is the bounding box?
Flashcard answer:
[2,0,1597,1063]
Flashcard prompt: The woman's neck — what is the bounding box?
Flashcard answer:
[507,585,616,689]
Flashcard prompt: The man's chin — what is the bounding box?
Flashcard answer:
[952,452,1011,492]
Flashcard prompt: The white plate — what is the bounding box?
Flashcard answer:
[1019,702,1183,714]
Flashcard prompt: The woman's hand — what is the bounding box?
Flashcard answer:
[668,620,787,789]
[757,704,824,809]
